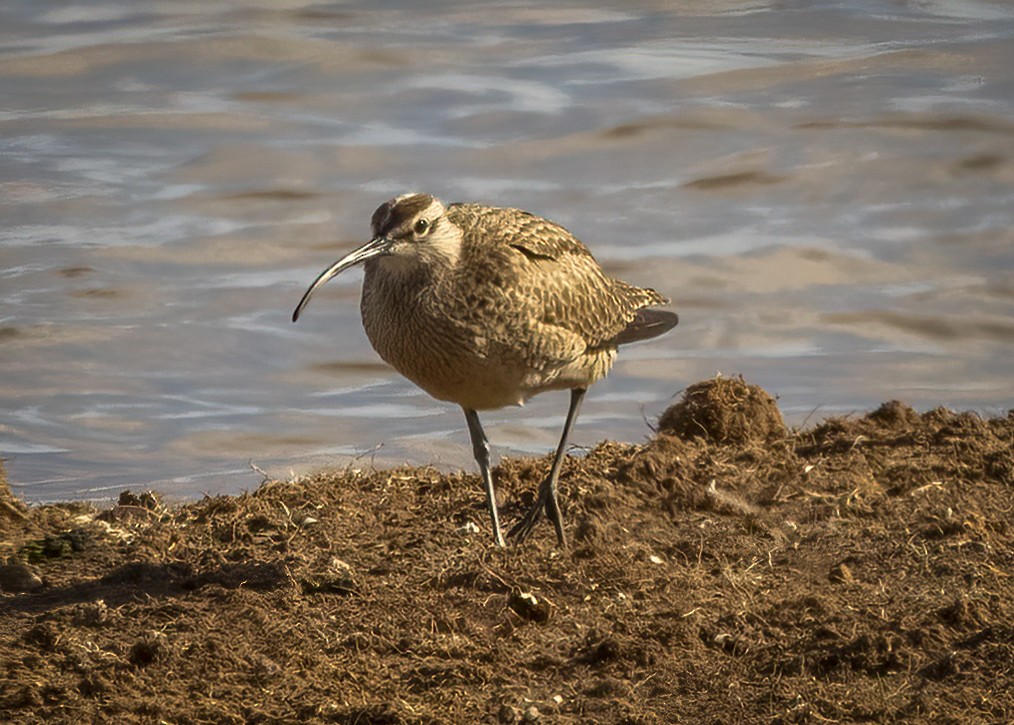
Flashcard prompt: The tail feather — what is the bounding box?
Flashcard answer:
[604,308,678,348]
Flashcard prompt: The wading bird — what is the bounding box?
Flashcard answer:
[293,194,677,547]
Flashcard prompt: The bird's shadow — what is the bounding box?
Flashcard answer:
[1,559,289,615]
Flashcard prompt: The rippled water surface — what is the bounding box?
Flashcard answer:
[3,1,1013,502]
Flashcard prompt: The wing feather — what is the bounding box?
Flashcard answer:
[446,203,671,363]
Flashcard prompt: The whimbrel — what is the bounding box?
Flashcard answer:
[293,194,678,547]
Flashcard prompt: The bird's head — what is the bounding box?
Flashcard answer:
[293,193,461,322]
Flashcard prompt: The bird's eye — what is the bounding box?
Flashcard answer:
[414,218,430,235]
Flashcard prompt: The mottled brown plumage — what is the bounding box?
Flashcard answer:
[293,193,678,547]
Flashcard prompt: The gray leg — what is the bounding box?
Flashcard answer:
[508,387,587,547]
[463,408,505,547]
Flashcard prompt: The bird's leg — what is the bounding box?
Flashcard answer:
[463,408,506,547]
[508,387,587,547]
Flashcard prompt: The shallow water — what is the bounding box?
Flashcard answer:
[2,1,1013,503]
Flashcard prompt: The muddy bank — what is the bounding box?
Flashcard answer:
[1,377,1012,723]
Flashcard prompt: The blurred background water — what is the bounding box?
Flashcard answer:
[2,0,1012,503]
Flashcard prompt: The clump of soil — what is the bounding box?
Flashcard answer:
[0,459,30,533]
[658,374,785,444]
[1,377,1012,724]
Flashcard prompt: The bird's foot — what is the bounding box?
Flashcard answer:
[507,478,566,548]
[492,526,506,548]
[507,497,544,544]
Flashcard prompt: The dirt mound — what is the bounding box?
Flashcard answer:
[1,377,1012,723]
[0,460,31,537]
[658,375,786,445]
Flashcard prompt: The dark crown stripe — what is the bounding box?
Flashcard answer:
[372,194,434,236]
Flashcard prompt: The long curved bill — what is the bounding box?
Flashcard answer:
[292,236,393,322]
